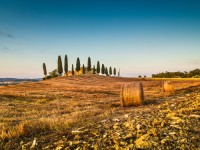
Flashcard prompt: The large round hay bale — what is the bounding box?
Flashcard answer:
[163,81,174,92]
[120,82,144,107]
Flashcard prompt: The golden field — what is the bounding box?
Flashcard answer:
[0,75,200,149]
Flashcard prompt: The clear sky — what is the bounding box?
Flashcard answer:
[0,0,200,78]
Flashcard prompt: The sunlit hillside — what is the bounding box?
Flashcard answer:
[0,75,200,149]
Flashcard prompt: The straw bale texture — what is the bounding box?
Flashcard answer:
[163,81,174,92]
[120,82,144,107]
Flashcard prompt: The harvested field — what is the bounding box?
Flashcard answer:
[0,75,200,149]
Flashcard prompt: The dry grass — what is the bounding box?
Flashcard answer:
[120,82,144,107]
[0,75,200,148]
[0,118,69,140]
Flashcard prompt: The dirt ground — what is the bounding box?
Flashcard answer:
[0,75,200,149]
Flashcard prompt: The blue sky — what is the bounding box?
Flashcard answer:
[0,0,200,78]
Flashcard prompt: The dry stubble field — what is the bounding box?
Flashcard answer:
[0,75,200,149]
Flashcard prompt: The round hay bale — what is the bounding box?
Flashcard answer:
[163,81,174,92]
[120,82,144,107]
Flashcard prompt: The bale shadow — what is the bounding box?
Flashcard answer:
[144,99,161,105]
[175,85,200,94]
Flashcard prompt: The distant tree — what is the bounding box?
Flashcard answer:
[49,69,59,77]
[105,67,109,76]
[113,68,116,76]
[151,68,200,78]
[138,75,142,78]
[93,65,96,74]
[118,68,120,77]
[97,61,100,74]
[144,75,146,78]
[109,67,112,76]
[87,57,91,72]
[72,64,75,75]
[76,57,81,74]
[43,69,59,80]
[57,55,63,76]
[82,64,86,74]
[43,63,47,77]
[101,64,105,74]
[64,55,68,75]
[189,69,200,77]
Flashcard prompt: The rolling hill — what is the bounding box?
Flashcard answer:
[0,75,200,149]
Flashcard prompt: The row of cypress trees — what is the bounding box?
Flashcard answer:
[43,55,119,78]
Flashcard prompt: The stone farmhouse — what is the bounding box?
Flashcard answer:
[64,67,96,76]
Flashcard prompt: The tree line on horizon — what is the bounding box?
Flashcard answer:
[43,55,119,79]
[152,69,200,78]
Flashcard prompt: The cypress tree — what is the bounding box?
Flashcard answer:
[82,64,86,74]
[64,55,68,75]
[105,67,109,76]
[101,64,105,74]
[76,57,81,74]
[57,55,63,76]
[72,64,74,75]
[43,63,47,77]
[87,57,91,72]
[93,65,96,74]
[107,68,109,76]
[118,69,120,77]
[113,68,116,76]
[97,61,100,74]
[109,67,112,76]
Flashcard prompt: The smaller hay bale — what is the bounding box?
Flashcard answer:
[120,82,144,107]
[162,81,174,92]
